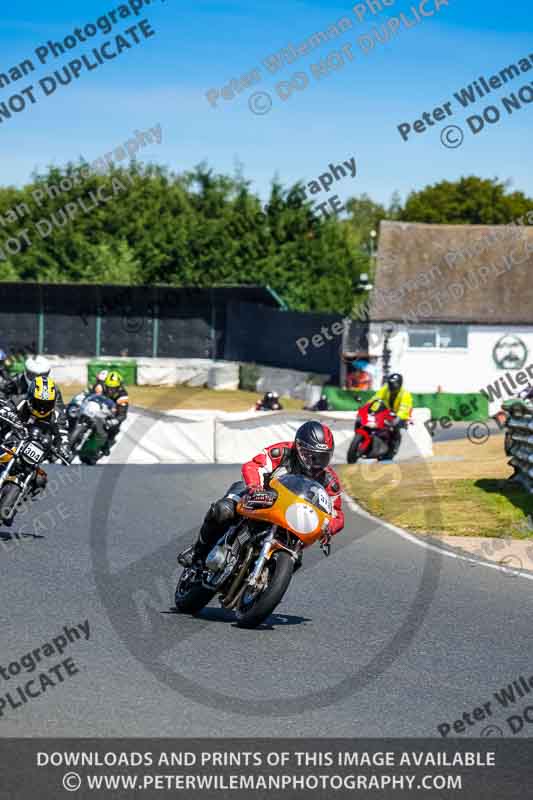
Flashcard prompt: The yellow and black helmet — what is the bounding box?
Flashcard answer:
[28,376,56,419]
[104,371,122,399]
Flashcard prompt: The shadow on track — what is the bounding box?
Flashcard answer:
[163,605,311,630]
[0,531,44,542]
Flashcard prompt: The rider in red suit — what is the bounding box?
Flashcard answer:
[179,420,344,567]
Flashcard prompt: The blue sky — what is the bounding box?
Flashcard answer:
[0,0,531,208]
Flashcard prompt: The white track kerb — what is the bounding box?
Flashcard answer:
[342,493,533,583]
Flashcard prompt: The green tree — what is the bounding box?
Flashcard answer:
[0,162,367,313]
[400,176,532,224]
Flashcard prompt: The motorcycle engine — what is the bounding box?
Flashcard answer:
[204,527,252,589]
[205,545,227,572]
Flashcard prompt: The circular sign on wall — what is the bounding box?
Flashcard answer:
[493,335,528,370]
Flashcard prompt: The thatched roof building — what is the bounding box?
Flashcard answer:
[370,221,533,325]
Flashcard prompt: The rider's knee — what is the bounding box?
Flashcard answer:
[211,497,235,525]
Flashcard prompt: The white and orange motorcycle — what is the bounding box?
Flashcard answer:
[175,474,334,629]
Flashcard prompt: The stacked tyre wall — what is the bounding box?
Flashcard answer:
[506,399,533,493]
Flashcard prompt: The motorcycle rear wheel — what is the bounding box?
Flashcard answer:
[347,434,364,464]
[175,570,215,615]
[80,454,98,466]
[380,434,400,461]
[235,550,293,629]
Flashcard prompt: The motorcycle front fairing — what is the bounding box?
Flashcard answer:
[237,474,333,546]
[67,391,89,426]
[80,394,116,435]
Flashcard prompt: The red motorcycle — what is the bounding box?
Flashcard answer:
[347,399,401,464]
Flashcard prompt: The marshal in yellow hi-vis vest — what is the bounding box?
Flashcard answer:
[370,379,413,421]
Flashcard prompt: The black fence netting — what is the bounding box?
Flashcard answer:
[44,283,99,356]
[98,285,156,358]
[157,287,215,359]
[0,283,367,374]
[224,302,367,378]
[0,283,40,354]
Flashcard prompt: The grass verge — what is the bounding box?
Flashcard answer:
[60,383,303,412]
[340,435,533,538]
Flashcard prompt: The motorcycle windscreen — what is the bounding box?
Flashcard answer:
[275,474,333,515]
[238,475,333,540]
[81,396,116,421]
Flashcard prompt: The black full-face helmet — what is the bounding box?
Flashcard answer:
[294,420,334,478]
[387,373,403,396]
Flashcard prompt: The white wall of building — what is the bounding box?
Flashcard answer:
[369,323,533,396]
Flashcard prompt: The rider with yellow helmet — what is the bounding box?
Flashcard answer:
[0,376,72,494]
[91,370,129,454]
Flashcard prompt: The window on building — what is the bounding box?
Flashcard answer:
[408,326,468,349]
[408,329,437,348]
[438,325,468,348]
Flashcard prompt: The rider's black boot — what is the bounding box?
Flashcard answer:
[177,497,235,567]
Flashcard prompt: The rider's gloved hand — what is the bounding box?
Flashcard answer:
[244,486,276,507]
[58,444,72,463]
[319,523,332,555]
[0,405,19,424]
[105,418,120,432]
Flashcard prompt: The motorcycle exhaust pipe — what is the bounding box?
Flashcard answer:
[221,549,254,609]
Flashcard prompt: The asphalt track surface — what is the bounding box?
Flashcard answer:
[1,453,531,739]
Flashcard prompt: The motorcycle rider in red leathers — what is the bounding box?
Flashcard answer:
[179,420,344,568]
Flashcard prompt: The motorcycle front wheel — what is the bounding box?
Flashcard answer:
[69,422,88,450]
[0,483,21,527]
[347,434,364,464]
[175,569,215,615]
[235,550,293,629]
[379,433,400,461]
